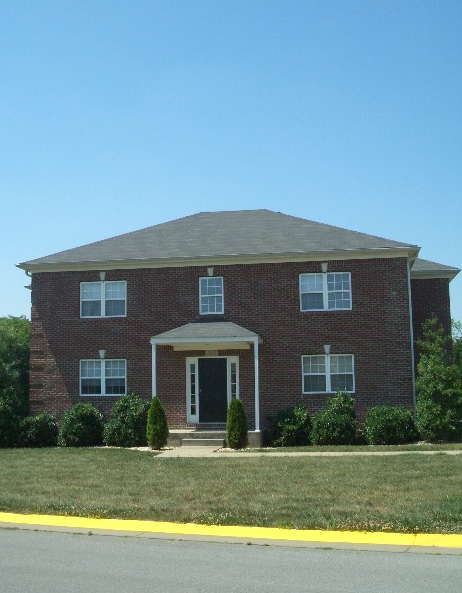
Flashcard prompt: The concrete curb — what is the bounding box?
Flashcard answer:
[1,512,462,552]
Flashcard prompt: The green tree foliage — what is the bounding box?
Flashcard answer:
[146,397,169,449]
[311,391,357,445]
[266,404,311,447]
[416,317,462,441]
[0,316,29,416]
[58,403,104,447]
[226,398,248,449]
[103,391,150,447]
[452,320,462,369]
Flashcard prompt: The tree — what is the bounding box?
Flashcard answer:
[226,398,248,449]
[452,319,462,369]
[146,397,169,449]
[415,317,462,441]
[0,316,29,416]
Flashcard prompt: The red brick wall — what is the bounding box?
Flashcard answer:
[411,277,452,365]
[29,257,415,428]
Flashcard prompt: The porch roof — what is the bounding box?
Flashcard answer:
[151,321,262,351]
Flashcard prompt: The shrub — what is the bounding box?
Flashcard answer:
[267,404,311,447]
[226,398,248,449]
[58,403,104,447]
[20,413,58,447]
[146,397,169,449]
[311,391,357,445]
[364,405,418,445]
[0,397,22,448]
[103,392,150,447]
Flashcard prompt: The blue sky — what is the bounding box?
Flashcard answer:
[1,1,461,322]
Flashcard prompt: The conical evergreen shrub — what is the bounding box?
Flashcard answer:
[226,398,248,449]
[146,397,169,449]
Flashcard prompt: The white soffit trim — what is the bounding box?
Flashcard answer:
[17,247,420,273]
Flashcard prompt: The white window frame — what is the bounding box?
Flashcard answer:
[199,276,224,315]
[80,281,127,318]
[299,272,352,311]
[301,354,355,394]
[80,359,127,396]
[185,356,239,423]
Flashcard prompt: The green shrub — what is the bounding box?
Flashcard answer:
[226,398,248,449]
[58,403,104,447]
[146,397,169,449]
[267,404,311,447]
[103,392,150,447]
[364,405,418,445]
[311,392,357,445]
[20,413,58,447]
[0,397,22,448]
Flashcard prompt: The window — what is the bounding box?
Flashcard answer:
[299,272,351,311]
[80,359,126,396]
[80,281,126,317]
[199,277,224,314]
[302,354,354,393]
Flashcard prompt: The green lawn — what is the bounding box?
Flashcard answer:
[1,447,461,534]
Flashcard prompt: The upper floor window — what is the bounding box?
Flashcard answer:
[80,359,126,396]
[299,272,351,311]
[302,354,355,393]
[80,281,126,318]
[199,277,224,315]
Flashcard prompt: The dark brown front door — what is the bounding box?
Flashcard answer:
[198,358,228,423]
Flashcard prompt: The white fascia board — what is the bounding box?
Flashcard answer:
[17,247,420,274]
[411,270,460,282]
[150,335,261,347]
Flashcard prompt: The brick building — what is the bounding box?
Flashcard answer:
[18,210,459,444]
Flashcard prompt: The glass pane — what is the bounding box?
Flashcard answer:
[81,360,101,378]
[105,281,126,299]
[303,356,325,374]
[81,301,101,317]
[303,375,326,392]
[81,282,101,300]
[328,291,351,309]
[81,378,101,395]
[301,293,323,310]
[331,374,353,392]
[105,300,126,316]
[105,378,126,395]
[105,360,125,377]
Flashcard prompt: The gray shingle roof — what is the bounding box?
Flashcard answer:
[152,321,260,342]
[18,210,418,270]
[411,258,460,280]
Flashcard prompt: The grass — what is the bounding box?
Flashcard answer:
[1,447,462,534]
[247,443,462,453]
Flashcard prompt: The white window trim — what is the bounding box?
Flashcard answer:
[301,354,355,394]
[80,281,127,318]
[199,276,224,315]
[299,272,352,312]
[80,359,127,396]
[186,356,239,423]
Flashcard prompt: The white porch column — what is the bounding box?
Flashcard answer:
[253,337,260,432]
[151,341,157,398]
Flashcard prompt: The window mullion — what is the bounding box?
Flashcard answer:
[325,354,331,392]
[323,274,328,310]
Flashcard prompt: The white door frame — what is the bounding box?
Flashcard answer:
[186,355,239,423]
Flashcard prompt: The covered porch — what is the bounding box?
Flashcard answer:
[150,321,262,441]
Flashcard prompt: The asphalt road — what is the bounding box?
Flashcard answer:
[1,529,461,593]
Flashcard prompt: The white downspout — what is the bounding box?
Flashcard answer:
[407,261,416,414]
[151,341,157,399]
[253,338,260,432]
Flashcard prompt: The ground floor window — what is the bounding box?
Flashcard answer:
[302,354,354,394]
[80,359,126,396]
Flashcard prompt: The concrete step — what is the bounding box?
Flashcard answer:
[181,438,224,447]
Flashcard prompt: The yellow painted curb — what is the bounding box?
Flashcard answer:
[1,512,462,548]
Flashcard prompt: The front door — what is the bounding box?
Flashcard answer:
[198,358,228,423]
